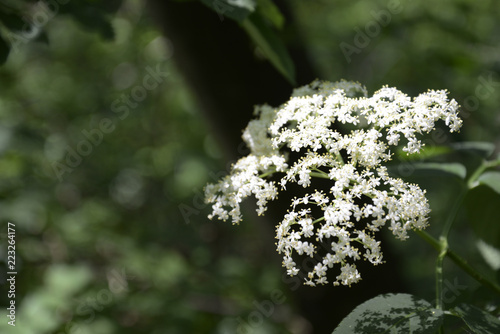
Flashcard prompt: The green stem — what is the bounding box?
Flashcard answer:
[415,230,500,296]
[335,153,345,165]
[310,171,330,179]
[446,249,500,296]
[312,216,325,224]
[432,157,500,320]
[259,170,277,178]
[435,236,447,310]
[467,159,500,189]
[434,186,467,314]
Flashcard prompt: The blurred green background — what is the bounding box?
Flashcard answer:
[0,0,499,333]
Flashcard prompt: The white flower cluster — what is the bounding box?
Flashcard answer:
[204,80,462,287]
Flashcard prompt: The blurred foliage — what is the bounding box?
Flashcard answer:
[0,1,294,333]
[291,0,500,143]
[0,0,499,333]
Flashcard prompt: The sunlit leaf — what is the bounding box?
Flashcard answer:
[476,239,500,271]
[199,0,256,21]
[452,304,500,334]
[477,171,500,195]
[257,0,284,29]
[332,293,443,334]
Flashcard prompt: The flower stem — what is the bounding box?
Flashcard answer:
[433,186,467,313]
[428,157,500,321]
[415,230,500,296]
[417,157,500,306]
[310,171,330,179]
[259,168,279,178]
[435,236,447,310]
[467,159,500,189]
[312,216,325,224]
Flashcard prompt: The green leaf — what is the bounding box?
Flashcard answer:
[477,171,500,195]
[451,141,496,158]
[476,239,500,271]
[332,293,443,334]
[389,162,467,179]
[241,13,296,85]
[452,303,500,334]
[199,0,256,21]
[0,33,10,65]
[256,0,284,29]
[464,185,500,247]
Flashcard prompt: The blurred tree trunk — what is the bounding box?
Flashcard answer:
[146,1,407,332]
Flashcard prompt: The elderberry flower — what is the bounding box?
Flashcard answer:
[204,80,461,287]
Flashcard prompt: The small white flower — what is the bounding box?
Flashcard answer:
[335,264,362,286]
